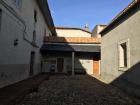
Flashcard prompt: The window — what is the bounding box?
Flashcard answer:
[15,0,22,9]
[30,51,35,76]
[34,10,37,23]
[32,30,36,44]
[119,43,127,67]
[118,39,130,70]
[0,9,2,31]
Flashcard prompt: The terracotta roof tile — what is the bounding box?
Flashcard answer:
[44,37,101,44]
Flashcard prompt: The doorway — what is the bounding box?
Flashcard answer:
[30,51,35,76]
[57,58,64,72]
[93,57,100,76]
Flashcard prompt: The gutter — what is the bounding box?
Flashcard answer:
[0,0,35,46]
[36,0,57,36]
[0,0,57,46]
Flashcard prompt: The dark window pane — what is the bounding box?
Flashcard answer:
[121,43,127,67]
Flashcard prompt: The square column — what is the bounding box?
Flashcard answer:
[72,52,75,75]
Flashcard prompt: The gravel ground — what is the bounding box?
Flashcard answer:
[18,75,140,105]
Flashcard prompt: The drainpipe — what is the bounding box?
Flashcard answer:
[0,0,30,43]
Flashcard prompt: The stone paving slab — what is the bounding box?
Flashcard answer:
[0,73,49,105]
[18,75,140,105]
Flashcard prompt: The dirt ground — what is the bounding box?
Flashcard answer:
[18,75,140,105]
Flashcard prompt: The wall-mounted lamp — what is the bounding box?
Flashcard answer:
[14,38,19,46]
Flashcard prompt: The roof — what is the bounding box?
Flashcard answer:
[96,24,107,27]
[55,26,92,34]
[36,0,57,36]
[100,0,140,35]
[40,44,101,53]
[44,37,101,44]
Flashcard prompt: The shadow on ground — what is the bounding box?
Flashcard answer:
[35,36,140,105]
[17,74,140,105]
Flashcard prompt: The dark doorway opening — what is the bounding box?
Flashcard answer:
[30,51,35,76]
[57,58,64,73]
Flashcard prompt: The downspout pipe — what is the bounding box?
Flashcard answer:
[0,0,30,43]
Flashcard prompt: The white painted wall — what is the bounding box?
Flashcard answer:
[0,0,51,88]
[75,58,93,74]
[92,25,106,38]
[43,55,93,75]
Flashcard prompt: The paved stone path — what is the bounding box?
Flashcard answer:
[18,75,140,105]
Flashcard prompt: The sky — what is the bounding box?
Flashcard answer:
[48,0,132,31]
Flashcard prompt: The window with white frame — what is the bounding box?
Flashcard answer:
[118,39,130,70]
[14,0,22,9]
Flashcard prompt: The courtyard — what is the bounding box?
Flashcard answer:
[17,75,140,105]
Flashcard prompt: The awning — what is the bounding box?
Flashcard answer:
[40,44,101,53]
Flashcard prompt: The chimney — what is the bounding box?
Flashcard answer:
[84,23,89,31]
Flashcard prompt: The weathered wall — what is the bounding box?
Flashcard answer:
[75,58,93,74]
[42,54,93,75]
[92,26,98,37]
[42,56,71,73]
[101,6,140,92]
[0,0,51,88]
[56,29,91,37]
[92,25,106,38]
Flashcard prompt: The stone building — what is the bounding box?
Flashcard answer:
[41,27,101,75]
[92,25,106,38]
[100,0,140,97]
[0,0,56,88]
[55,26,91,37]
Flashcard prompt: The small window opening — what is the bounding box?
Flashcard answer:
[119,42,127,68]
[33,30,36,43]
[34,10,37,23]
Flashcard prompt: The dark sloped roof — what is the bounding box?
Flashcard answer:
[40,44,100,53]
[36,0,57,36]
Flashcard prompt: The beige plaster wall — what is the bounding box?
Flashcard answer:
[101,7,140,86]
[92,25,105,38]
[56,29,91,37]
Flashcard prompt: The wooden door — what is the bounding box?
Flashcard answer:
[93,58,100,75]
[57,58,64,72]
